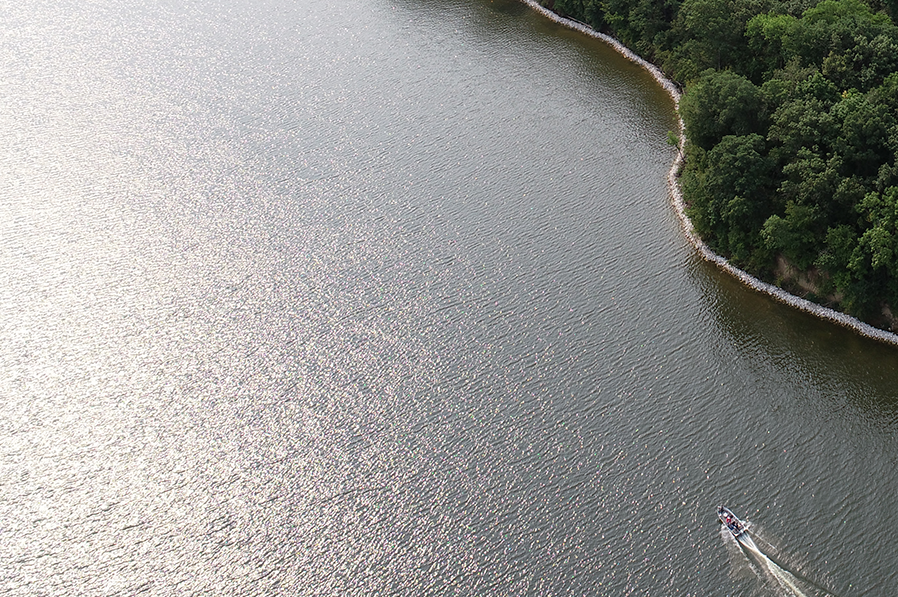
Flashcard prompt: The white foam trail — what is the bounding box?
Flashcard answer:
[738,535,809,597]
[516,0,898,347]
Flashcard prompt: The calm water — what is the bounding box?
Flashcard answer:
[1,0,897,595]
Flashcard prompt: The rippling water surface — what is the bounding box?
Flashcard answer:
[2,0,897,594]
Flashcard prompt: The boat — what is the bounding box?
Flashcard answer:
[717,505,747,538]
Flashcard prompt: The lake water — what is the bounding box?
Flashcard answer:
[1,0,897,594]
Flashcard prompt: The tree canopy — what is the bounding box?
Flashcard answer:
[541,0,898,326]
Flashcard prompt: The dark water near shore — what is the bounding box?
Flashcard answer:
[1,0,897,594]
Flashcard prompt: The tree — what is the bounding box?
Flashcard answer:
[684,133,775,265]
[746,12,801,76]
[665,0,773,78]
[831,89,896,179]
[766,72,839,159]
[680,70,766,150]
[539,0,898,324]
[856,187,898,278]
[815,224,859,295]
[795,0,898,71]
[761,201,821,269]
[822,34,898,91]
[778,148,844,218]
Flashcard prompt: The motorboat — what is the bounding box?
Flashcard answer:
[717,505,747,538]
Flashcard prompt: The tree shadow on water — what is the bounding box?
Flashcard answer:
[691,257,898,424]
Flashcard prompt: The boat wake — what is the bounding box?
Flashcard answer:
[737,533,811,597]
[718,509,837,597]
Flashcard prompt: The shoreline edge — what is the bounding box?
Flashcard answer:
[517,0,898,347]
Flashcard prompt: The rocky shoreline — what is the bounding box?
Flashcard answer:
[517,0,898,347]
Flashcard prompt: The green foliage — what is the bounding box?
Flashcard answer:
[543,0,681,58]
[542,0,898,321]
[550,0,589,19]
[767,74,838,158]
[761,202,821,268]
[857,187,898,275]
[832,89,897,177]
[675,0,744,69]
[680,70,767,149]
[816,224,858,290]
[746,13,801,78]
[684,133,776,265]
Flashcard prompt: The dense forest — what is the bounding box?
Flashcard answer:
[539,0,898,327]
